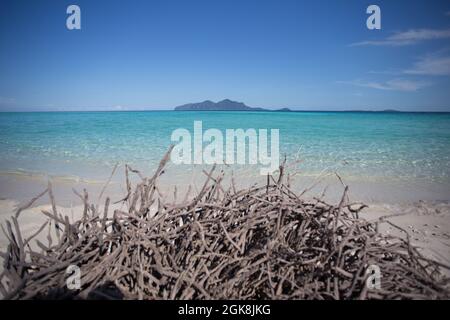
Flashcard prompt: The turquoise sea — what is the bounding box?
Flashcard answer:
[0,111,450,190]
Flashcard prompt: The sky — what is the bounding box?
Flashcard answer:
[0,0,449,111]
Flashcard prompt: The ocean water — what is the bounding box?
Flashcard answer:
[0,111,450,188]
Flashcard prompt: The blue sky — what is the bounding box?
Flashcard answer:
[0,0,449,111]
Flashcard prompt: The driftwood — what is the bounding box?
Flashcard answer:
[0,146,449,300]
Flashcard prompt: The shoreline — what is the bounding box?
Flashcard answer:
[1,164,449,206]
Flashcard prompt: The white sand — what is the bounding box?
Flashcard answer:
[1,172,449,279]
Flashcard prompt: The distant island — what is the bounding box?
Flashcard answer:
[172,99,409,113]
[174,99,291,112]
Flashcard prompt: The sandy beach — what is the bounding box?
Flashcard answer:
[1,162,450,280]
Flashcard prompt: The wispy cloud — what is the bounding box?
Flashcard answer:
[338,79,431,91]
[351,29,450,46]
[446,11,450,16]
[368,69,401,75]
[404,54,450,76]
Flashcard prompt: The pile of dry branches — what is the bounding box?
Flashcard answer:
[1,147,449,300]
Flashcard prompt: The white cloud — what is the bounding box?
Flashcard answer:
[404,55,450,76]
[351,29,450,46]
[338,79,431,91]
[446,11,450,16]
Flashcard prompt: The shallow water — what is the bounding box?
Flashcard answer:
[0,111,449,200]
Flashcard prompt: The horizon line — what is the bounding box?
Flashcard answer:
[1,108,450,113]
